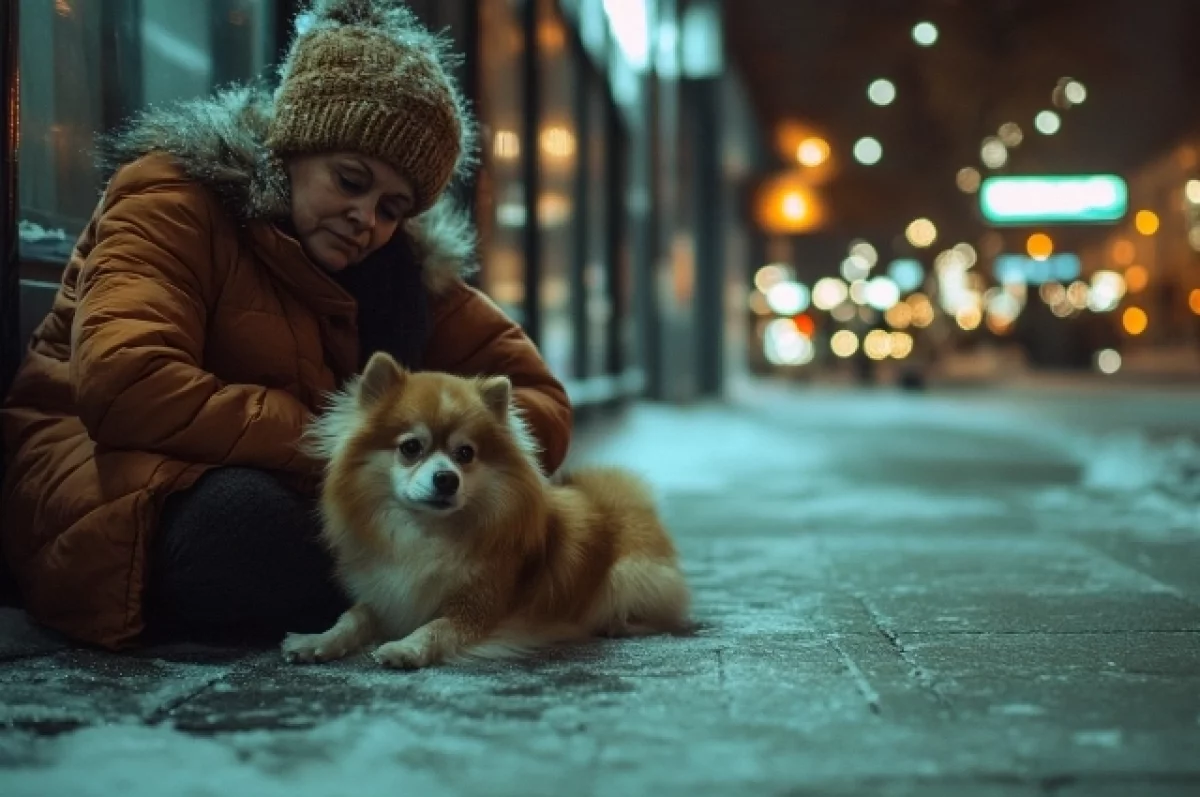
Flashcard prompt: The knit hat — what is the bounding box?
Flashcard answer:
[267,0,476,214]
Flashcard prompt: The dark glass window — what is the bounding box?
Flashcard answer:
[18,0,277,265]
[535,0,578,379]
[476,0,527,324]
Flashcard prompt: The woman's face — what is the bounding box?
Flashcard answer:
[287,153,416,272]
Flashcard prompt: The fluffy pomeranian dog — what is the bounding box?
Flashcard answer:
[281,352,690,669]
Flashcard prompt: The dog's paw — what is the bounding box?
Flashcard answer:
[281,632,352,664]
[372,638,439,670]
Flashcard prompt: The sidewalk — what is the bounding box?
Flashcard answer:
[2,384,1199,796]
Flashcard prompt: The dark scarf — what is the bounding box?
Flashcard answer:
[332,233,432,371]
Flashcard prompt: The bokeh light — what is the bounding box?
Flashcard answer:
[906,218,937,248]
[849,279,869,305]
[1111,239,1135,266]
[1135,210,1159,236]
[956,306,983,331]
[865,276,901,311]
[1066,281,1090,310]
[908,293,935,327]
[889,332,914,359]
[1035,110,1061,135]
[956,167,982,193]
[1041,282,1066,306]
[1122,307,1148,336]
[863,329,892,360]
[980,137,1007,168]
[1125,265,1149,293]
[888,259,925,292]
[912,21,938,46]
[854,137,883,165]
[812,277,849,310]
[831,301,857,322]
[1186,180,1200,205]
[748,291,771,316]
[765,281,811,315]
[998,122,1023,147]
[797,137,831,167]
[830,330,859,358]
[841,255,871,282]
[1089,271,1126,312]
[885,302,913,329]
[1097,349,1121,375]
[849,240,878,268]
[1026,233,1054,261]
[792,313,816,339]
[754,263,792,293]
[868,79,896,106]
[953,242,978,268]
[763,318,815,365]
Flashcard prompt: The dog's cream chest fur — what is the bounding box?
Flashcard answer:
[335,515,475,640]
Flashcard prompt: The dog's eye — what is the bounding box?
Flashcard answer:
[453,445,475,464]
[398,439,423,458]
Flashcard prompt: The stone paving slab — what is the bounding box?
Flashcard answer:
[1,390,1199,796]
[0,609,68,662]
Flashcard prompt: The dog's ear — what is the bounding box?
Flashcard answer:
[358,352,407,407]
[478,376,512,419]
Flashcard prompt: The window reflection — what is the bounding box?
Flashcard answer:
[536,0,577,380]
[477,0,526,324]
[18,0,276,264]
[584,66,611,377]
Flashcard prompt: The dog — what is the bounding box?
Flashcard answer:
[281,352,690,669]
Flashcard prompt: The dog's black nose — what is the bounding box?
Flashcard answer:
[433,470,460,496]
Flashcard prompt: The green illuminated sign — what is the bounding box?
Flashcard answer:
[979,175,1128,225]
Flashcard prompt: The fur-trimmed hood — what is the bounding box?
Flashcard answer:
[100,86,477,293]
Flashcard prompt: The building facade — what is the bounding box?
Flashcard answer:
[0,0,766,408]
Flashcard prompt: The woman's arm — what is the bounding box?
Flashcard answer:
[71,173,313,472]
[422,282,573,474]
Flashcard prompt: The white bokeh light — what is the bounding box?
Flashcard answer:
[868,79,896,106]
[813,277,849,310]
[865,277,902,311]
[1035,110,1061,135]
[981,137,1008,169]
[912,21,938,46]
[1097,348,1121,375]
[763,319,815,366]
[765,281,810,315]
[849,241,879,268]
[854,137,883,165]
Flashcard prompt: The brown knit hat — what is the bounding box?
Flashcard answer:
[267,0,476,214]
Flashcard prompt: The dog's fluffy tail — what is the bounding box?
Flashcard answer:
[456,557,690,662]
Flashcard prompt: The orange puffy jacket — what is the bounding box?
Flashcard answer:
[0,90,571,649]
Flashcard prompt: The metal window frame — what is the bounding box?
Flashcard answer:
[2,0,20,402]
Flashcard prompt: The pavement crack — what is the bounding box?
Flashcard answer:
[144,675,226,727]
[826,636,881,715]
[713,646,734,717]
[856,594,956,716]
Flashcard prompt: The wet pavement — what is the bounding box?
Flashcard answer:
[2,380,1199,796]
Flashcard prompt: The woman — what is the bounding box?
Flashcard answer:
[0,0,572,649]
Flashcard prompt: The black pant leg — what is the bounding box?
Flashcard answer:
[144,466,349,644]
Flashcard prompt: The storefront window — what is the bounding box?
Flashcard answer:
[476,0,526,323]
[616,128,640,376]
[18,0,276,264]
[584,66,611,377]
[535,0,578,380]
